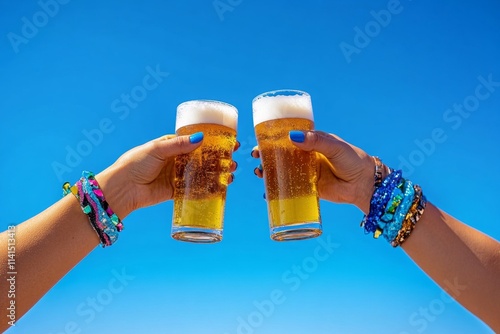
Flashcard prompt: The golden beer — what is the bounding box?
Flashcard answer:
[253,90,322,241]
[172,101,237,243]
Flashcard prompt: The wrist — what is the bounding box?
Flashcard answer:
[96,165,134,219]
[354,157,389,215]
[354,162,374,215]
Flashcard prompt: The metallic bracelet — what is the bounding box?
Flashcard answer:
[373,156,384,188]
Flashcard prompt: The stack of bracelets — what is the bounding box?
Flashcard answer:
[361,157,427,247]
[63,171,123,247]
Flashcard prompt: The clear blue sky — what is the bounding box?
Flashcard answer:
[1,0,499,333]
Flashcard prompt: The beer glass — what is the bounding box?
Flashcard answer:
[252,90,322,241]
[172,100,238,243]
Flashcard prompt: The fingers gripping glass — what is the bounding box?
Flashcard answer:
[172,100,238,243]
[252,90,322,241]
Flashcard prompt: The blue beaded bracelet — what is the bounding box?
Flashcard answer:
[382,179,415,242]
[391,184,427,247]
[361,169,402,234]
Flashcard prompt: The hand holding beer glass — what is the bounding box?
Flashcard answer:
[171,100,238,243]
[253,90,322,241]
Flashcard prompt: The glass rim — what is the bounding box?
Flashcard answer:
[252,89,310,105]
[177,99,238,114]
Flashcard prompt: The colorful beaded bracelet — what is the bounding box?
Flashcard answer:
[373,178,406,238]
[63,171,123,247]
[383,179,415,243]
[361,169,402,234]
[391,185,427,247]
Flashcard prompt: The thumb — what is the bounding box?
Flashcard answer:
[150,132,203,160]
[289,130,346,160]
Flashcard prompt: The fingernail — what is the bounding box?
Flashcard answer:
[253,164,263,175]
[289,131,305,143]
[189,132,204,144]
[250,150,255,157]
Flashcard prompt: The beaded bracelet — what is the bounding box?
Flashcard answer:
[382,179,415,243]
[63,171,123,247]
[391,185,427,247]
[374,178,406,238]
[361,169,402,234]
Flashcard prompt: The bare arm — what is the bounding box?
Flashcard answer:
[0,134,216,331]
[0,194,100,327]
[259,130,500,331]
[0,166,130,331]
[402,203,500,330]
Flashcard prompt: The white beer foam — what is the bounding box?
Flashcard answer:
[252,94,313,125]
[176,100,238,131]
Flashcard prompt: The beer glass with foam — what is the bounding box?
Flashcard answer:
[253,90,322,241]
[172,100,238,243]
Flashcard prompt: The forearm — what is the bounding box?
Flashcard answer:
[0,167,129,331]
[289,132,500,329]
[0,195,99,330]
[352,160,500,330]
[401,203,500,330]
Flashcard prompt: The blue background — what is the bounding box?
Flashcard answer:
[1,0,499,333]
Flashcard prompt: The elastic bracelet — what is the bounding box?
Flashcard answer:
[392,186,427,247]
[391,185,423,247]
[382,179,415,243]
[63,171,123,247]
[379,178,405,223]
[361,169,402,234]
[374,178,405,238]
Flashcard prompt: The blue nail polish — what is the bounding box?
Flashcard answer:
[189,132,204,144]
[289,131,305,143]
